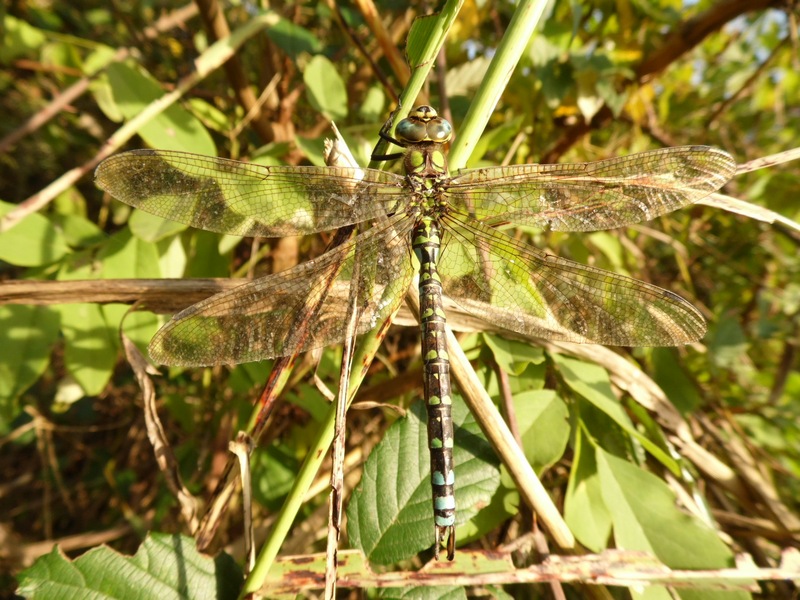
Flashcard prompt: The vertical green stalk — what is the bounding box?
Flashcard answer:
[449,0,551,171]
[370,0,465,165]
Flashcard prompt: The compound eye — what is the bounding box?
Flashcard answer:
[427,118,453,143]
[396,118,429,143]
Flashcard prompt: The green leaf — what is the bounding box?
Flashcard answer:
[564,427,612,551]
[294,133,328,167]
[1,15,46,62]
[596,448,753,599]
[597,447,716,564]
[156,235,188,278]
[55,302,118,396]
[303,55,348,122]
[554,355,679,474]
[445,55,492,99]
[0,200,70,266]
[358,86,386,122]
[52,242,137,397]
[513,389,569,473]
[651,347,702,414]
[83,43,118,77]
[587,231,627,274]
[708,317,749,369]
[187,97,230,134]
[128,209,187,244]
[405,13,442,69]
[252,443,301,511]
[347,397,500,565]
[459,482,517,547]
[17,532,242,599]
[41,39,82,74]
[52,214,106,249]
[483,333,545,376]
[89,52,124,122]
[120,310,160,361]
[265,17,322,60]
[103,61,216,154]
[469,114,524,166]
[0,304,60,427]
[184,230,232,278]
[98,229,162,279]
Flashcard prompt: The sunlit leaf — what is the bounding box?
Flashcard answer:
[1,15,46,62]
[513,389,569,473]
[483,333,545,376]
[0,305,60,425]
[55,302,118,396]
[554,355,679,474]
[17,533,241,599]
[103,61,216,154]
[0,201,70,266]
[597,448,753,599]
[348,398,500,565]
[304,54,347,122]
[564,426,612,551]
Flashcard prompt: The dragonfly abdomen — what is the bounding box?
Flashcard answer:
[413,217,456,560]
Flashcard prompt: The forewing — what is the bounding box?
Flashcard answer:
[439,214,706,346]
[95,149,406,237]
[149,216,415,366]
[446,146,735,232]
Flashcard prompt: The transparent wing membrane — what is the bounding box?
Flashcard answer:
[447,146,736,232]
[439,213,706,346]
[149,216,415,366]
[95,149,407,237]
[94,139,735,361]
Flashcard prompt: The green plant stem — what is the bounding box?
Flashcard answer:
[449,0,551,171]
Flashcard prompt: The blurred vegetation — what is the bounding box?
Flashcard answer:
[1,0,799,597]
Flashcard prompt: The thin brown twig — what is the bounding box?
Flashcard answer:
[324,0,399,104]
[262,547,800,592]
[542,0,783,162]
[122,335,201,531]
[0,13,277,234]
[635,0,783,80]
[193,0,276,142]
[352,0,416,94]
[709,37,788,125]
[0,278,240,312]
[0,3,199,155]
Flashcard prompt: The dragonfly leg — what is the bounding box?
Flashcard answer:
[435,523,456,561]
[370,126,408,162]
[371,130,406,162]
[371,150,405,162]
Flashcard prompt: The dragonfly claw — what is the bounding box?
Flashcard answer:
[434,524,456,561]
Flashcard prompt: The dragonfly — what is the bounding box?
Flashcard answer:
[95,105,736,560]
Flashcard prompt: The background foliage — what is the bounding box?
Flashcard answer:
[1,0,799,597]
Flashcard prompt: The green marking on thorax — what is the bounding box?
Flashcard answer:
[408,150,425,172]
[431,150,446,173]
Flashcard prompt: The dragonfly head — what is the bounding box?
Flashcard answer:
[396,105,453,145]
